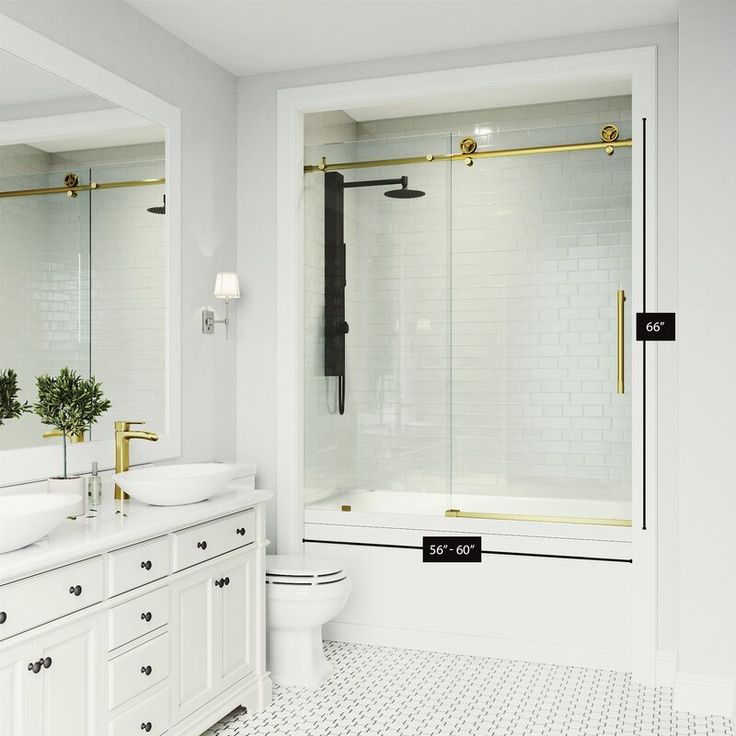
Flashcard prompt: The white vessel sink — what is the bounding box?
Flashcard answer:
[112,463,237,506]
[0,493,79,553]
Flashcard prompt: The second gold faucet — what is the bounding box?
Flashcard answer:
[114,421,158,500]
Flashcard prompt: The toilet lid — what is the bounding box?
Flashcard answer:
[265,555,343,578]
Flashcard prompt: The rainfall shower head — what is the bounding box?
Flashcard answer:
[147,194,166,214]
[384,176,425,199]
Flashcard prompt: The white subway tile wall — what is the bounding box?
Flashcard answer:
[303,96,632,508]
[0,144,165,450]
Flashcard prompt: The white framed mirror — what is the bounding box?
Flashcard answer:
[0,15,181,486]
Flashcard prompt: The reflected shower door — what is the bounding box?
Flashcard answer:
[0,168,90,451]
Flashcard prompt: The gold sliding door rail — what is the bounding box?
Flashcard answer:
[0,177,165,199]
[444,509,632,527]
[304,133,632,174]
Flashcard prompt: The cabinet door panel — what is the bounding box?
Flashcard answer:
[0,641,33,736]
[218,551,254,690]
[33,614,103,736]
[171,564,216,724]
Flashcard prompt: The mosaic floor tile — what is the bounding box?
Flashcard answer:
[201,641,734,736]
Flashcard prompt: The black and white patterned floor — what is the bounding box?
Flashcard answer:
[202,641,734,736]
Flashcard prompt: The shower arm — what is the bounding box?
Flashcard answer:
[343,177,406,189]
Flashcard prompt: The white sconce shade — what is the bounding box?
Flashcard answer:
[214,272,240,300]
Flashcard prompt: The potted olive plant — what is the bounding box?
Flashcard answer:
[34,367,111,513]
[0,368,30,427]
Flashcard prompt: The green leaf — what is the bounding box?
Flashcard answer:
[0,369,31,427]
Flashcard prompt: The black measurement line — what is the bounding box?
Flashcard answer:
[303,538,632,564]
[642,117,647,532]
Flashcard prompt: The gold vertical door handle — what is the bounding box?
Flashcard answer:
[617,289,626,394]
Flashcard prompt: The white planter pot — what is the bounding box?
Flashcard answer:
[48,476,86,517]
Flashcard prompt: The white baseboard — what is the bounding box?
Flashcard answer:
[674,672,736,719]
[324,621,631,672]
[656,650,678,687]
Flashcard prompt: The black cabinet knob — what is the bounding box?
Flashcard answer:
[141,611,153,622]
[140,665,152,676]
[69,585,82,596]
[0,611,6,624]
[223,577,230,586]
[197,541,207,550]
[27,660,42,674]
[215,578,223,588]
[140,560,152,571]
[140,723,152,733]
[236,527,246,536]
[42,657,52,669]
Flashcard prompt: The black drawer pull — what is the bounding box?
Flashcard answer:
[236,527,246,536]
[42,657,52,669]
[28,660,42,674]
[197,541,207,550]
[0,611,6,624]
[69,585,82,596]
[141,723,152,733]
[140,665,152,676]
[140,560,153,571]
[141,611,153,623]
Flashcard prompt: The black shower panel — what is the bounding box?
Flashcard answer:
[324,171,348,379]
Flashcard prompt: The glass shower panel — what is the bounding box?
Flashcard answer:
[88,160,166,441]
[0,169,90,451]
[449,117,632,521]
[304,134,453,514]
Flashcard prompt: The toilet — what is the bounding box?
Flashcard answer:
[265,555,351,689]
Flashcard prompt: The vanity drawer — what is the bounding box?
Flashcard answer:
[108,631,169,710]
[108,587,169,650]
[0,557,103,640]
[109,685,170,736]
[107,537,170,597]
[172,509,254,572]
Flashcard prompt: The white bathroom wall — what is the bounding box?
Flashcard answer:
[1,0,238,463]
[238,22,678,665]
[676,0,736,719]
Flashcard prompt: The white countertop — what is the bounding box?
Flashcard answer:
[0,486,272,584]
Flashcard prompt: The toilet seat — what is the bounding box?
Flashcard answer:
[266,555,345,586]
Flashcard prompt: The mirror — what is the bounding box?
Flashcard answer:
[0,30,180,484]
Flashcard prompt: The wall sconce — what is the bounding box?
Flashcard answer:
[202,272,240,339]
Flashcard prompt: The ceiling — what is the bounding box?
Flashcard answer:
[125,0,678,77]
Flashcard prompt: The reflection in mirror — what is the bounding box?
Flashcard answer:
[0,49,167,452]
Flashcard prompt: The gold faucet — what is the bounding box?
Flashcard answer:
[114,421,158,499]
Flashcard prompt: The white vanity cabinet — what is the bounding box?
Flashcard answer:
[171,547,255,723]
[0,492,272,736]
[0,612,104,736]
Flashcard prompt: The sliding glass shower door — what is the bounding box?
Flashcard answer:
[304,99,633,525]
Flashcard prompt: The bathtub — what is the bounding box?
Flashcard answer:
[303,487,633,671]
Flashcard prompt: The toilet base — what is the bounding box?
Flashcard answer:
[267,625,333,689]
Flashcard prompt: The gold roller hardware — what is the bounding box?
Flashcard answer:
[617,289,626,395]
